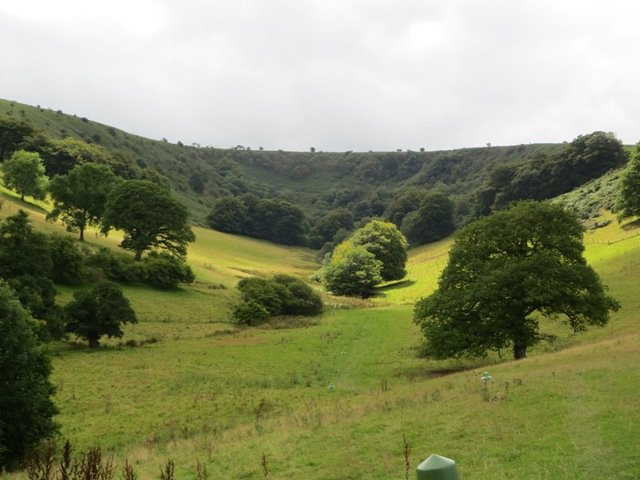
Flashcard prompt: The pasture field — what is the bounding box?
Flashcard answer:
[1,187,639,479]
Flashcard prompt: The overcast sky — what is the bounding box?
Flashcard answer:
[1,0,639,151]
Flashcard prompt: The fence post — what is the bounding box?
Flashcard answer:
[416,454,460,480]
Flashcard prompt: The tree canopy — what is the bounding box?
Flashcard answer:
[48,162,121,240]
[414,201,619,360]
[102,180,195,260]
[2,150,48,201]
[616,143,640,221]
[400,192,455,245]
[347,219,407,281]
[0,283,58,470]
[0,114,38,161]
[65,281,137,348]
[323,246,383,297]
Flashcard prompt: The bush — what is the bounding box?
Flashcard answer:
[143,251,195,288]
[233,300,270,326]
[233,275,323,325]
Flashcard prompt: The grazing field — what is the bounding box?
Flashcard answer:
[1,187,639,478]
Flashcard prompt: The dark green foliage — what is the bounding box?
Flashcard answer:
[273,274,323,315]
[253,199,306,245]
[236,277,289,316]
[232,300,270,326]
[323,247,382,297]
[207,195,306,246]
[48,162,121,241]
[0,283,58,470]
[207,196,248,233]
[48,234,84,284]
[384,188,423,227]
[2,150,48,201]
[102,180,195,260]
[478,132,628,215]
[0,114,37,161]
[616,143,640,221]
[233,275,323,325]
[350,219,407,281]
[39,137,120,177]
[400,192,455,245]
[0,211,52,279]
[309,208,353,249]
[0,212,63,339]
[85,247,139,282]
[189,172,206,193]
[86,247,193,288]
[414,201,620,360]
[142,251,195,288]
[65,281,137,347]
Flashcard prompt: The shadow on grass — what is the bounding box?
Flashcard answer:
[0,190,48,215]
[621,217,640,230]
[376,279,416,292]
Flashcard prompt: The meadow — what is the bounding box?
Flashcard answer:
[1,187,639,479]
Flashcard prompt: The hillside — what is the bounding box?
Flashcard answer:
[0,98,569,226]
[1,179,638,478]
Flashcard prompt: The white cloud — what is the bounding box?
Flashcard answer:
[1,0,639,150]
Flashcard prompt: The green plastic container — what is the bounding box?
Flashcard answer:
[416,454,460,480]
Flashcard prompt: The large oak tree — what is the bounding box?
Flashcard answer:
[414,201,619,360]
[102,180,195,260]
[48,162,121,241]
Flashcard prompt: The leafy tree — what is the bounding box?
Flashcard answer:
[309,208,354,248]
[2,150,48,201]
[0,114,38,161]
[253,199,306,245]
[0,211,63,339]
[0,283,58,470]
[384,188,423,227]
[101,180,195,260]
[323,246,382,297]
[0,211,52,279]
[348,219,407,281]
[65,281,137,348]
[207,196,249,234]
[414,201,619,360]
[48,162,121,240]
[48,234,85,284]
[40,137,115,177]
[400,192,455,245]
[616,143,640,221]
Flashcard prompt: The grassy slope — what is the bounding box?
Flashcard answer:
[1,180,638,479]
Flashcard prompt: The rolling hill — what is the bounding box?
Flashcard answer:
[1,170,638,478]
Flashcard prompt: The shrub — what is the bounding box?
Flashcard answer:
[233,275,323,325]
[143,252,195,288]
[233,300,270,326]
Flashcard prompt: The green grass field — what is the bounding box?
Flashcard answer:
[1,188,639,479]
